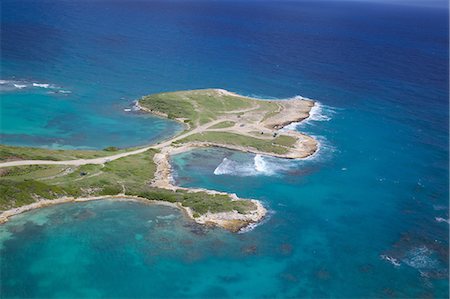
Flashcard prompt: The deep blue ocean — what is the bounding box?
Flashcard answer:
[0,0,448,298]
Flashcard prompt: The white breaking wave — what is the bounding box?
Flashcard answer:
[32,83,51,88]
[308,101,334,122]
[239,208,274,233]
[214,154,296,177]
[302,135,336,163]
[0,78,73,95]
[123,101,142,112]
[213,156,264,176]
[380,255,401,267]
[282,101,336,132]
[0,80,29,91]
[435,217,450,224]
[13,84,27,89]
[212,96,337,177]
[213,135,335,177]
[254,155,268,173]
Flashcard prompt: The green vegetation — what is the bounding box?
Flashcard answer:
[0,165,68,180]
[0,149,255,215]
[139,89,255,127]
[103,146,120,151]
[273,135,297,147]
[0,145,133,162]
[135,189,254,215]
[175,132,297,155]
[209,121,236,129]
[0,179,67,209]
[0,89,313,219]
[139,89,304,157]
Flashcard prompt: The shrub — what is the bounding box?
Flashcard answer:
[104,146,119,151]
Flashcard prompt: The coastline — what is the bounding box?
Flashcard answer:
[0,89,317,232]
[0,195,179,225]
[0,194,266,233]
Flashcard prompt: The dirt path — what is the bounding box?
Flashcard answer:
[0,90,316,168]
[0,118,228,168]
[0,90,318,232]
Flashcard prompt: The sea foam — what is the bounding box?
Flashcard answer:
[308,101,334,122]
[214,154,293,177]
[435,217,450,224]
[32,83,51,88]
[213,155,267,176]
[213,135,336,177]
[282,101,336,132]
[402,246,440,271]
[212,98,336,177]
[380,254,401,266]
[303,135,336,162]
[0,79,70,93]
[238,208,274,233]
[0,80,29,91]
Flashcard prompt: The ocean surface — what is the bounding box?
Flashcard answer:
[0,0,448,298]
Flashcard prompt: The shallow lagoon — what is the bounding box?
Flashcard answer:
[0,200,237,298]
[1,199,319,298]
[0,89,182,150]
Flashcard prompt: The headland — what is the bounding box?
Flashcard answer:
[0,89,318,232]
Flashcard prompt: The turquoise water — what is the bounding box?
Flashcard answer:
[0,87,182,150]
[170,103,449,297]
[1,0,448,298]
[0,200,241,298]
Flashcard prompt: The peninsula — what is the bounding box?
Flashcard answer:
[0,89,317,232]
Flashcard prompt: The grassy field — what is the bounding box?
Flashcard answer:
[139,89,259,127]
[0,144,134,162]
[175,132,297,155]
[0,89,311,219]
[209,121,236,129]
[140,89,304,157]
[0,149,255,215]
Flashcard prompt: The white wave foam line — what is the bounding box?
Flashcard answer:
[308,101,334,122]
[238,206,274,233]
[213,157,259,176]
[254,154,271,174]
[282,101,336,133]
[213,135,335,177]
[32,83,51,88]
[123,101,142,112]
[213,155,293,177]
[0,80,29,91]
[380,254,401,267]
[0,79,71,93]
[301,135,336,163]
[435,217,450,224]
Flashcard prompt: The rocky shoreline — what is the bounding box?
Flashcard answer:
[150,145,268,232]
[0,194,266,233]
[0,89,316,233]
